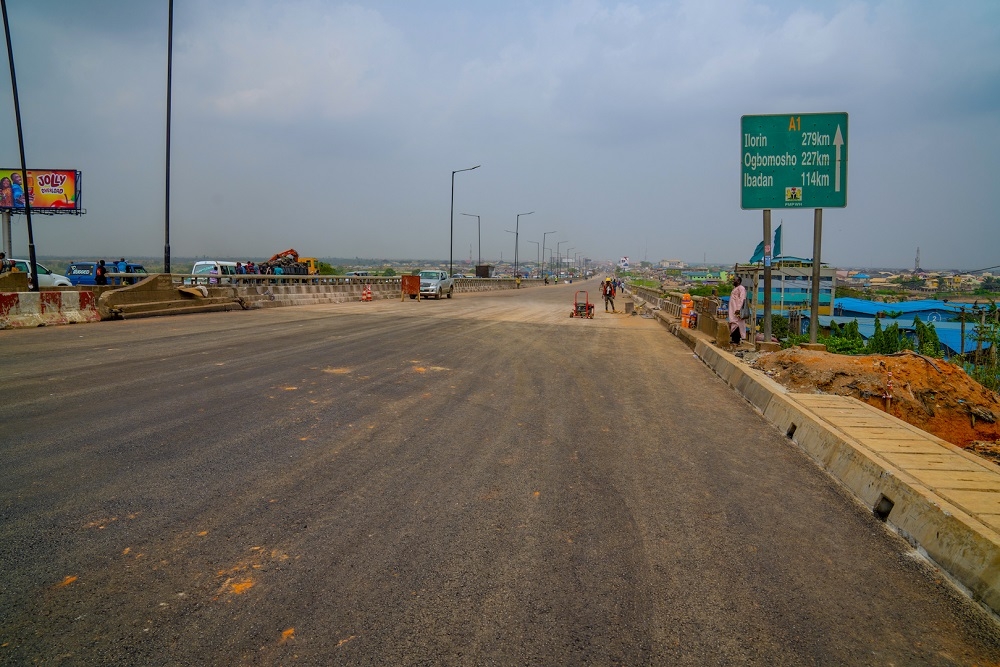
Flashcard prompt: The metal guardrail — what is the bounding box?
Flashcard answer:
[629,282,729,337]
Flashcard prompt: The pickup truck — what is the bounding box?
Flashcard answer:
[418,270,454,300]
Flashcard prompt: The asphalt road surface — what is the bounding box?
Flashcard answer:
[2,282,999,665]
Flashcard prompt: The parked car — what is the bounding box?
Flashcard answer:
[417,270,454,300]
[67,260,147,286]
[8,259,72,287]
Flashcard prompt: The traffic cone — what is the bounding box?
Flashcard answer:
[362,284,373,302]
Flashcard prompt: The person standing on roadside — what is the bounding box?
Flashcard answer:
[603,278,615,312]
[95,259,108,286]
[728,275,747,346]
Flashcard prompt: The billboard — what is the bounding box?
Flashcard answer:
[0,169,81,212]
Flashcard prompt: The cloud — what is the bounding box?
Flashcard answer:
[178,1,409,124]
[0,0,997,268]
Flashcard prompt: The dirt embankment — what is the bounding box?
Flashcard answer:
[749,348,1000,460]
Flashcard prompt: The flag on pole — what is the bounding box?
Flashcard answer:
[749,240,765,264]
[773,224,782,258]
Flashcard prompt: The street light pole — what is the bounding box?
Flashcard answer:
[450,165,480,276]
[460,213,481,266]
[556,241,566,277]
[542,230,557,280]
[1,0,39,292]
[164,0,173,274]
[565,246,574,278]
[514,211,534,278]
[526,240,539,277]
[504,229,516,273]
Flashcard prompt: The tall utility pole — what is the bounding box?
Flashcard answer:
[542,230,557,280]
[514,211,533,277]
[460,213,481,266]
[450,165,480,277]
[164,0,173,273]
[526,240,539,276]
[1,0,39,291]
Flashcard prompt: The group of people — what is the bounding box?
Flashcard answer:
[0,172,30,208]
[235,261,282,275]
[93,258,136,286]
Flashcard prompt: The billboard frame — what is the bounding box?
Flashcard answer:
[0,168,84,215]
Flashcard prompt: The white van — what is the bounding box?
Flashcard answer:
[189,260,238,285]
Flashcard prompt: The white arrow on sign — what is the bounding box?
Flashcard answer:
[833,125,844,193]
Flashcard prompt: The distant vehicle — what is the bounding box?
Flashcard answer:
[67,260,147,286]
[8,259,71,287]
[299,257,319,275]
[346,271,373,277]
[189,260,238,285]
[452,273,470,279]
[417,270,454,300]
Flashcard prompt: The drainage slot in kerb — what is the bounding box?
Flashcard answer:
[786,423,797,439]
[873,495,895,522]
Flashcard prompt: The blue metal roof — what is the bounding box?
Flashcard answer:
[833,297,965,319]
[814,315,988,357]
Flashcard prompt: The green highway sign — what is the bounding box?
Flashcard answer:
[741,112,848,209]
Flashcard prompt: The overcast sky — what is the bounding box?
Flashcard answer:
[0,0,997,270]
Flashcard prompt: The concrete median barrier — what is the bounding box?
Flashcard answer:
[98,274,248,319]
[0,289,101,329]
[1,273,540,324]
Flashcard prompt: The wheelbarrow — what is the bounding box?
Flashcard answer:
[570,291,595,319]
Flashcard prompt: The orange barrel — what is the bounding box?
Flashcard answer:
[681,293,693,328]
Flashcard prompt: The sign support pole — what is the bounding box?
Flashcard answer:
[810,208,823,343]
[762,209,772,345]
[2,210,10,257]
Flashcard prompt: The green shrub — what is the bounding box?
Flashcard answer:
[912,316,943,357]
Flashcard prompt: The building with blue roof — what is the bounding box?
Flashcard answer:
[787,298,989,357]
[832,297,964,323]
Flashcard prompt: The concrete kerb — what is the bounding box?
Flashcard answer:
[634,291,1000,616]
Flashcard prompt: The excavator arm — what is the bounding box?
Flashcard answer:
[267,248,299,263]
